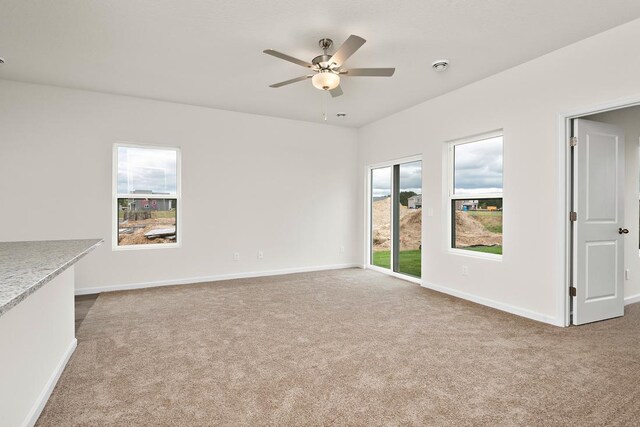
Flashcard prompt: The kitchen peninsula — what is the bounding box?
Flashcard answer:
[0,239,102,427]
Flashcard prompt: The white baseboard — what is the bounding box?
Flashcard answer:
[625,293,640,306]
[76,263,361,295]
[421,282,562,326]
[24,338,77,427]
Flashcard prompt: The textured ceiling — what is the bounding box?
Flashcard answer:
[1,1,640,127]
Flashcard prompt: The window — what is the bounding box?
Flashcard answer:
[370,159,422,278]
[450,133,503,256]
[113,144,180,249]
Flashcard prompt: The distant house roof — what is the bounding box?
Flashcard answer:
[408,195,422,201]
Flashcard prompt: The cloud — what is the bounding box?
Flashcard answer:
[371,161,422,197]
[454,137,503,193]
[399,161,422,193]
[117,146,177,194]
[369,136,503,199]
[371,167,391,197]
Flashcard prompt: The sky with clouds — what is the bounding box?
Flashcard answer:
[371,137,503,198]
[454,136,503,194]
[372,160,422,197]
[118,146,177,194]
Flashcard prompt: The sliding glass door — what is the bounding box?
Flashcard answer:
[371,167,392,269]
[370,159,422,278]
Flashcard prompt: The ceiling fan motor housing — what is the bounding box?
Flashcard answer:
[318,38,333,50]
[312,54,333,69]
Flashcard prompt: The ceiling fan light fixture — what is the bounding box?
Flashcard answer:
[312,71,340,91]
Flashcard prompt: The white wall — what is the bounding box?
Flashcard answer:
[0,80,360,291]
[586,106,640,303]
[358,18,640,325]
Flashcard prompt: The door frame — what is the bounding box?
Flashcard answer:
[559,95,640,326]
[365,154,423,285]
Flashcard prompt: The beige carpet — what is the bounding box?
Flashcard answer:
[37,269,640,426]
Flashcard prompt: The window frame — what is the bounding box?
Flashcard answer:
[366,154,423,283]
[447,131,503,260]
[112,142,182,251]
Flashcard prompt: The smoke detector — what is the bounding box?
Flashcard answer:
[432,59,449,71]
[336,112,347,118]
[0,57,5,64]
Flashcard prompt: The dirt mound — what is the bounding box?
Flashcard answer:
[118,218,176,246]
[399,209,422,250]
[372,197,422,250]
[372,198,501,250]
[454,211,501,247]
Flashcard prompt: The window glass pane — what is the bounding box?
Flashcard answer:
[117,146,177,195]
[452,198,502,254]
[454,136,503,194]
[371,167,391,269]
[118,198,177,246]
[398,161,422,277]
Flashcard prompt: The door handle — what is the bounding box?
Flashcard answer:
[619,228,629,234]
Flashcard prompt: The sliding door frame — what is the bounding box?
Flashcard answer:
[366,154,422,284]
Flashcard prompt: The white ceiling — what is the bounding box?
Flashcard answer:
[1,1,640,127]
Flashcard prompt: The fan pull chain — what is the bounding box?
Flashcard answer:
[320,89,327,121]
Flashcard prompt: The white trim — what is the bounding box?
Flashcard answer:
[367,264,422,285]
[365,154,423,280]
[421,282,562,326]
[446,132,504,258]
[23,338,77,427]
[367,154,423,170]
[558,94,640,327]
[444,128,504,146]
[112,142,182,251]
[75,263,361,295]
[112,242,181,251]
[364,163,372,271]
[447,248,503,261]
[625,293,640,306]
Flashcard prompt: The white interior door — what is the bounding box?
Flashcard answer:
[572,118,625,325]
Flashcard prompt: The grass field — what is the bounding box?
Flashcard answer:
[466,210,503,233]
[372,250,421,278]
[465,245,503,255]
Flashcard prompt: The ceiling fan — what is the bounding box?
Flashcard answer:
[263,35,395,98]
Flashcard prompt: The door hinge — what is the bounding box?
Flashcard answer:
[569,286,577,297]
[570,136,578,147]
[569,211,577,222]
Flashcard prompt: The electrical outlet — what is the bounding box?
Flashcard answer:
[257,250,264,259]
[233,252,240,261]
[462,265,469,276]
[625,269,630,280]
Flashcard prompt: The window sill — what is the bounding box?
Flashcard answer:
[112,242,181,251]
[448,248,502,261]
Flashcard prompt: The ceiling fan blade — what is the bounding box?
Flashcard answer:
[329,35,366,67]
[269,75,312,88]
[329,85,343,98]
[263,49,313,68]
[342,68,395,77]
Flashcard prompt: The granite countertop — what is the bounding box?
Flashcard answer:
[0,239,103,317]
